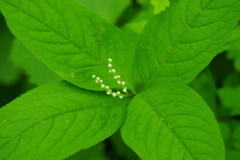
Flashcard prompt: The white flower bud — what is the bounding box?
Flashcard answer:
[96,77,100,80]
[109,70,112,73]
[107,91,111,95]
[123,88,127,92]
[100,80,103,83]
[112,69,116,73]
[117,80,121,85]
[122,81,125,85]
[117,91,121,94]
[112,92,117,97]
[117,75,121,78]
[105,86,109,89]
[95,80,99,83]
[108,64,112,67]
[108,58,112,62]
[101,84,105,88]
[92,75,96,78]
[114,76,118,79]
[119,96,123,99]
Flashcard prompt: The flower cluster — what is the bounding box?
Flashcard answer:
[92,58,128,99]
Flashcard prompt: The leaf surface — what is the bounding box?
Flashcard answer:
[121,84,224,160]
[10,39,62,86]
[0,0,134,91]
[135,0,240,90]
[75,0,131,24]
[0,14,20,85]
[0,81,129,160]
[151,0,170,14]
[218,86,240,116]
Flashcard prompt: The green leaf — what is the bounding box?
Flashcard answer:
[218,122,231,145]
[121,84,224,160]
[151,0,170,14]
[108,130,139,160]
[233,126,240,152]
[218,86,240,116]
[135,0,240,90]
[0,81,129,160]
[227,48,240,72]
[0,0,134,92]
[226,148,240,160]
[74,0,131,24]
[64,142,109,160]
[222,26,240,52]
[188,70,217,114]
[0,14,20,85]
[10,38,62,86]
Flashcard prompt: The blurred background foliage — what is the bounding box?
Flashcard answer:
[0,0,240,159]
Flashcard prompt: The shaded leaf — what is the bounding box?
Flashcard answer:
[10,39,62,86]
[75,0,131,24]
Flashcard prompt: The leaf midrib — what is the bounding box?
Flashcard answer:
[0,97,124,153]
[145,0,218,88]
[137,94,197,160]
[2,0,102,65]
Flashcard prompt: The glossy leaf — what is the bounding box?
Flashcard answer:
[0,0,134,91]
[135,0,240,90]
[0,81,129,160]
[121,84,224,160]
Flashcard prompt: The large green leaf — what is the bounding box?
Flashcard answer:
[0,0,134,91]
[10,39,62,86]
[121,84,224,160]
[0,81,129,160]
[135,0,240,90]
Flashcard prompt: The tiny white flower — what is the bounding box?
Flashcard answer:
[123,88,127,92]
[101,84,105,88]
[117,75,121,78]
[122,81,125,85]
[100,80,103,83]
[108,64,112,67]
[114,76,118,79]
[95,80,99,83]
[112,92,117,97]
[108,58,112,62]
[107,91,111,95]
[96,77,100,80]
[117,80,121,85]
[119,96,123,99]
[105,86,109,89]
[92,75,96,78]
[112,69,116,73]
[117,91,121,94]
